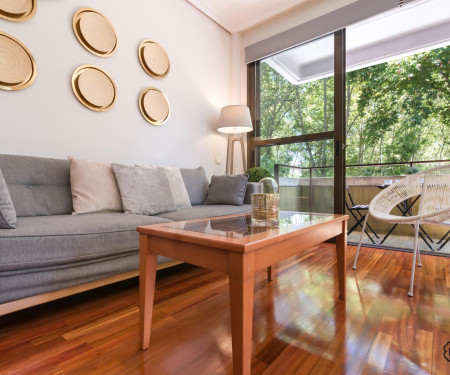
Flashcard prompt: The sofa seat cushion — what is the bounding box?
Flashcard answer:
[0,212,173,272]
[156,204,251,221]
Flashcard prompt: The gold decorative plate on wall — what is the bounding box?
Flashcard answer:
[73,8,118,57]
[0,32,36,90]
[138,40,170,78]
[0,0,36,22]
[72,65,117,112]
[139,87,170,125]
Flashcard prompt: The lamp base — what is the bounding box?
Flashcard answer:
[226,134,246,175]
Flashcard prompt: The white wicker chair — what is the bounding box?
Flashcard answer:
[352,164,450,297]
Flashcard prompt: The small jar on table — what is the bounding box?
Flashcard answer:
[251,177,279,227]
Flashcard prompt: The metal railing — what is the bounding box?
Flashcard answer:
[273,159,450,216]
[274,159,450,183]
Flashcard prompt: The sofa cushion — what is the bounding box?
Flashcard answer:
[0,154,72,217]
[156,204,251,221]
[0,212,172,272]
[205,174,249,206]
[137,165,191,211]
[0,169,17,229]
[180,166,208,205]
[112,164,188,216]
[69,156,123,214]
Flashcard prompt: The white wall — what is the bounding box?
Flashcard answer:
[0,0,232,177]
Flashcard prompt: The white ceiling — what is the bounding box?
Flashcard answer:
[264,0,450,84]
[186,0,308,33]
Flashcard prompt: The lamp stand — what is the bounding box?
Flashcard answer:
[226,134,246,175]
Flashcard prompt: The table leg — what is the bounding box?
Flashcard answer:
[336,221,347,301]
[267,266,274,282]
[229,253,255,375]
[139,235,157,350]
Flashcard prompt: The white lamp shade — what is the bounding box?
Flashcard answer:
[217,105,253,134]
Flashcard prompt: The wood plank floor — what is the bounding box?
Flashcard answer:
[0,245,449,374]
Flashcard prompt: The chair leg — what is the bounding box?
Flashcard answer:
[348,213,375,244]
[408,222,420,297]
[366,221,380,239]
[353,214,368,270]
[437,229,449,245]
[438,235,450,251]
[417,245,422,267]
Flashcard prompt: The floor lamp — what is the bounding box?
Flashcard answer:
[217,105,253,175]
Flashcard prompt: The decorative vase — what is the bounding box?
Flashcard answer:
[251,177,280,226]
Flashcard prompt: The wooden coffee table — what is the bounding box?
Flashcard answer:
[137,212,348,375]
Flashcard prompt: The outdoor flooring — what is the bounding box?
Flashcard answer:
[348,231,450,255]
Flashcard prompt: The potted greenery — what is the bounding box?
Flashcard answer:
[245,167,273,182]
[405,166,420,175]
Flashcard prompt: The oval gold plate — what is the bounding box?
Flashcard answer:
[138,40,170,78]
[139,87,170,125]
[72,65,117,112]
[73,8,118,57]
[0,32,36,91]
[0,0,36,22]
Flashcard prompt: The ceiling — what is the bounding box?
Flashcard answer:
[186,0,309,33]
[264,0,450,84]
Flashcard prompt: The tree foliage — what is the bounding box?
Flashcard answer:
[259,45,450,177]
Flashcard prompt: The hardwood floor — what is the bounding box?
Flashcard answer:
[0,244,449,374]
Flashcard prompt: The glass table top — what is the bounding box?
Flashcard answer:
[163,211,334,238]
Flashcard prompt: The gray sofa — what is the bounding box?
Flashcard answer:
[0,154,256,313]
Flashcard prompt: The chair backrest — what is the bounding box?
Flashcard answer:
[418,165,450,223]
[419,173,450,215]
[369,164,450,220]
[345,183,355,209]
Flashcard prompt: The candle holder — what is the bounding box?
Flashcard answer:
[251,177,279,226]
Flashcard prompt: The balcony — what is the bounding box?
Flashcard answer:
[274,161,450,255]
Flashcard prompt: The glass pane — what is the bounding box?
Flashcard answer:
[259,140,334,214]
[164,212,335,238]
[260,139,334,176]
[259,34,334,140]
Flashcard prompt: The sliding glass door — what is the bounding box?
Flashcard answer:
[248,31,345,214]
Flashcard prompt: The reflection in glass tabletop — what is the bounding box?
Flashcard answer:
[164,212,334,238]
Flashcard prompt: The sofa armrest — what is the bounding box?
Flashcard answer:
[244,182,260,204]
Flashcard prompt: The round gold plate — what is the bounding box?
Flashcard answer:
[0,32,36,91]
[72,65,117,112]
[0,0,36,22]
[139,88,170,125]
[138,40,170,78]
[73,8,118,57]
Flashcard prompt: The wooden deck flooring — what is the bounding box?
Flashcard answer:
[0,245,449,374]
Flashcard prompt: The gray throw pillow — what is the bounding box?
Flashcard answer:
[0,169,17,229]
[112,164,190,215]
[180,166,209,205]
[205,174,249,206]
[137,165,191,210]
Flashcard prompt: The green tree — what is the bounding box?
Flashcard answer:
[259,45,450,178]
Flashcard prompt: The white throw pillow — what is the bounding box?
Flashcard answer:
[68,156,123,215]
